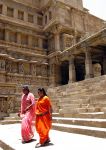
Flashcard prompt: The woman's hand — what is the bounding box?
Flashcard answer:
[17,110,21,117]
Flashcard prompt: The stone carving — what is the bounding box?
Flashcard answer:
[36,65,41,76]
[0,97,7,113]
[42,65,47,76]
[31,64,36,75]
[0,59,5,70]
[19,63,24,74]
[11,62,17,73]
[93,63,101,77]
[6,61,12,72]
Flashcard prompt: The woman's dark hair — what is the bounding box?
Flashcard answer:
[38,88,47,96]
[23,85,30,92]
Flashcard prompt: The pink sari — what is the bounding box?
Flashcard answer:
[20,92,35,142]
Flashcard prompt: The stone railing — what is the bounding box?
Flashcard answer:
[0,40,47,55]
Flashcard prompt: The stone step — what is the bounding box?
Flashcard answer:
[53,112,106,119]
[53,117,106,128]
[48,77,106,95]
[0,120,21,125]
[52,123,106,138]
[0,112,8,120]
[3,116,20,121]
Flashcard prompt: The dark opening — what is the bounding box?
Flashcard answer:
[60,61,69,85]
[75,63,85,81]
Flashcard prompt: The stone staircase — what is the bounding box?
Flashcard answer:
[48,75,106,115]
[47,75,106,138]
[0,113,21,125]
[52,112,106,138]
[1,75,106,138]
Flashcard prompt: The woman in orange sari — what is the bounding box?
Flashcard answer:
[35,88,52,148]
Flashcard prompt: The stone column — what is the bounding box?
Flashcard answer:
[14,9,18,19]
[68,56,76,83]
[54,33,60,51]
[17,32,21,44]
[5,29,9,42]
[38,38,43,49]
[85,50,93,78]
[49,63,56,87]
[2,5,7,15]
[34,15,37,24]
[28,35,32,46]
[24,12,27,22]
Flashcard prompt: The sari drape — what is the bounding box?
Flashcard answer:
[35,96,52,144]
[21,92,35,142]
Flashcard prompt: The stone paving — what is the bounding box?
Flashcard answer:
[0,124,106,150]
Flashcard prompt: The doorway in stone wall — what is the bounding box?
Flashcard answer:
[75,58,85,82]
[60,61,69,85]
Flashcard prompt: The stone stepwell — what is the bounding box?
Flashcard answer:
[1,75,106,138]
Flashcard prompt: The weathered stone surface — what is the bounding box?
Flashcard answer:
[0,0,105,125]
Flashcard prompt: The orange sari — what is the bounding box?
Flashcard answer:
[35,96,52,144]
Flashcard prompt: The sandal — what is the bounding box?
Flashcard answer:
[44,139,51,144]
[35,143,43,148]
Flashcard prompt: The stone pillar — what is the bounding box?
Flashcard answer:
[28,35,32,46]
[14,9,18,18]
[54,33,60,51]
[34,15,37,24]
[5,29,9,42]
[17,32,21,44]
[38,38,43,49]
[24,12,27,22]
[85,50,93,78]
[68,56,76,83]
[2,5,7,15]
[49,63,56,87]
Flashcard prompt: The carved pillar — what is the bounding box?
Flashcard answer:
[54,33,60,51]
[5,29,9,42]
[85,50,93,78]
[17,32,21,44]
[68,56,76,83]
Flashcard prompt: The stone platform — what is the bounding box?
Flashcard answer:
[0,124,106,150]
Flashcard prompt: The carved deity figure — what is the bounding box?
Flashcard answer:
[93,63,101,77]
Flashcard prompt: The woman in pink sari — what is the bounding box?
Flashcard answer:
[19,85,35,143]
